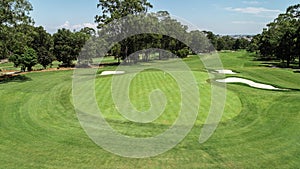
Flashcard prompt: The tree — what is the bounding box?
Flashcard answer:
[216,37,225,51]
[221,36,235,50]
[296,24,300,67]
[7,24,35,60]
[78,37,97,65]
[0,0,33,59]
[9,47,37,71]
[203,31,217,52]
[258,29,275,60]
[53,29,75,67]
[95,0,153,27]
[29,26,54,69]
[254,4,300,66]
[79,27,96,36]
[53,29,89,67]
[278,29,295,67]
[0,0,33,26]
[188,30,210,54]
[0,26,12,59]
[176,47,190,58]
[95,0,153,60]
[247,34,260,53]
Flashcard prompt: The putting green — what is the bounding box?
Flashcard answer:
[94,70,242,137]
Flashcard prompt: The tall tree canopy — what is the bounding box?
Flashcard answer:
[0,0,34,59]
[95,0,153,62]
[0,0,33,26]
[95,0,153,28]
[53,28,90,67]
[29,26,54,69]
[249,4,300,67]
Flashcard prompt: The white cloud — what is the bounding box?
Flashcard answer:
[57,21,71,29]
[232,21,256,24]
[57,21,98,31]
[242,1,260,5]
[226,7,281,14]
[226,7,282,18]
[231,21,265,25]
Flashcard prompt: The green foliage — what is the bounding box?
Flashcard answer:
[53,29,89,67]
[247,34,260,53]
[95,11,215,63]
[216,37,225,51]
[252,4,300,67]
[233,38,250,51]
[204,32,249,52]
[0,0,33,59]
[176,47,190,58]
[5,24,55,69]
[95,0,153,28]
[30,26,54,69]
[0,0,33,26]
[188,30,210,53]
[9,47,37,71]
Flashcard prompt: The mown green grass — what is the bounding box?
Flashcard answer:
[1,51,300,168]
[95,70,241,137]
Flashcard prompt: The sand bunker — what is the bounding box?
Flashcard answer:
[100,71,125,76]
[216,77,286,90]
[215,70,237,74]
[4,72,16,75]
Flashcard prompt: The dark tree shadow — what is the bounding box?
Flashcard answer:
[294,70,300,73]
[99,62,120,67]
[0,75,32,84]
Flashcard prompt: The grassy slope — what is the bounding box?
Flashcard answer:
[0,51,300,168]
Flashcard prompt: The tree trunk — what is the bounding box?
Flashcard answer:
[28,66,32,72]
[287,56,290,68]
[159,51,162,60]
[21,66,26,72]
[125,45,128,62]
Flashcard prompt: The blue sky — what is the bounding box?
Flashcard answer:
[29,0,299,35]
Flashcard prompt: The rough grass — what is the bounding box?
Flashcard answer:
[1,51,300,168]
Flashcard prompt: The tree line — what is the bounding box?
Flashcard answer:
[1,0,251,72]
[247,4,300,68]
[92,0,250,64]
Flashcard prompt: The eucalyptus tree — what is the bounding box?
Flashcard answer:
[95,0,153,27]
[254,4,300,67]
[247,34,260,53]
[188,30,210,54]
[95,0,153,60]
[0,0,33,59]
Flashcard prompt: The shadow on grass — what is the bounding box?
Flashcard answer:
[293,70,300,73]
[99,62,120,67]
[0,75,32,84]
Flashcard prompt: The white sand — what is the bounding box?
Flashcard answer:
[216,77,285,90]
[215,70,237,74]
[100,71,125,76]
[0,59,8,64]
[4,72,16,75]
